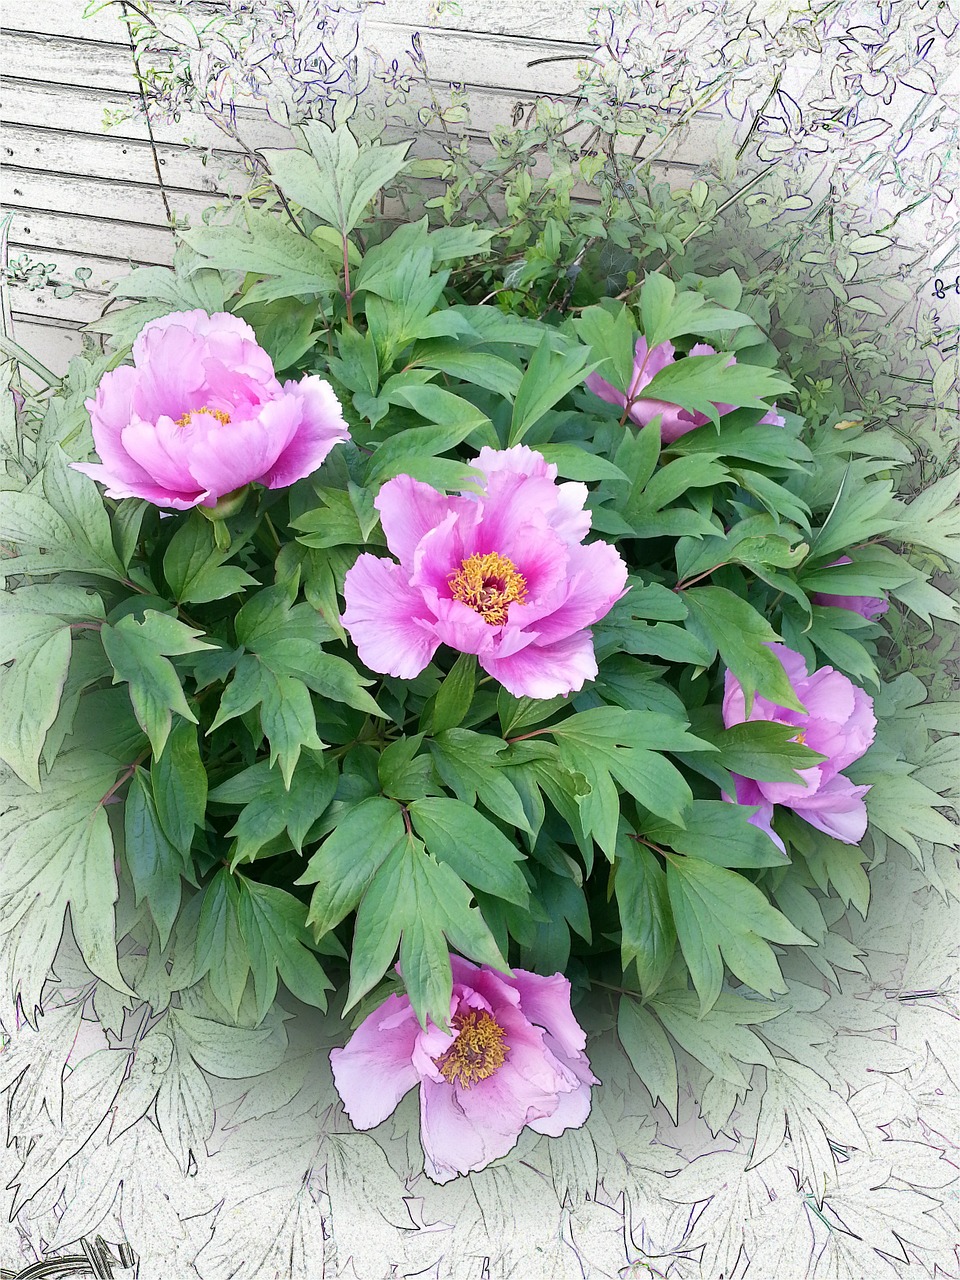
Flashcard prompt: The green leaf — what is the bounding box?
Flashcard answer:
[262,120,412,237]
[639,355,792,428]
[572,302,636,395]
[124,767,189,947]
[428,728,532,833]
[150,718,207,854]
[210,751,338,866]
[0,584,103,788]
[617,996,679,1122]
[537,444,628,482]
[704,719,827,783]
[410,342,523,399]
[235,877,333,1021]
[508,335,597,445]
[638,276,758,349]
[347,832,509,1027]
[0,750,134,1017]
[642,801,787,868]
[409,796,530,906]
[665,855,813,1013]
[650,987,780,1087]
[195,869,250,1018]
[683,586,802,713]
[614,838,676,997]
[425,652,476,734]
[101,610,212,758]
[377,734,437,802]
[179,208,339,304]
[209,654,324,788]
[297,795,405,935]
[163,513,258,605]
[496,689,568,736]
[551,708,703,855]
[892,469,960,561]
[41,445,127,581]
[779,813,870,915]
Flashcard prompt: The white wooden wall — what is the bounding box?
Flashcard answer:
[2,0,706,373]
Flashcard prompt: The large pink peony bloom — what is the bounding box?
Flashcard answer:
[723,644,876,848]
[340,445,628,698]
[330,957,598,1183]
[810,556,889,620]
[73,310,350,509]
[585,336,784,443]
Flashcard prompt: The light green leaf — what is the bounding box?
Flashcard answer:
[614,837,676,997]
[163,513,258,605]
[651,987,781,1086]
[297,795,405,934]
[262,120,412,237]
[643,801,788,868]
[179,208,339,303]
[124,767,190,948]
[509,334,597,445]
[683,586,802,713]
[235,878,333,1021]
[151,718,207,854]
[617,995,679,1122]
[101,610,212,758]
[409,796,530,906]
[211,751,338,866]
[0,750,134,1018]
[424,652,477,734]
[666,854,813,1013]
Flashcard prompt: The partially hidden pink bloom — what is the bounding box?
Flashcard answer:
[810,556,889,620]
[722,644,876,848]
[340,445,629,699]
[585,336,784,443]
[73,310,350,509]
[329,957,598,1183]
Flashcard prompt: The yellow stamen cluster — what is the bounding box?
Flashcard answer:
[792,729,807,746]
[175,405,231,428]
[449,551,528,626]
[433,1009,509,1088]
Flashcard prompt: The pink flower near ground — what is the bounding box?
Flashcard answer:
[73,310,350,509]
[585,336,784,442]
[329,957,598,1183]
[340,445,628,699]
[810,555,889,620]
[722,644,876,848]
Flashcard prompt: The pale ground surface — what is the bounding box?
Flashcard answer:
[1,848,957,1279]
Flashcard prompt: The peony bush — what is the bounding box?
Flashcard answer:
[1,117,955,1186]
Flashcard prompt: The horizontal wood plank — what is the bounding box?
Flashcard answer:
[9,317,86,376]
[7,0,597,48]
[2,26,602,98]
[6,209,177,264]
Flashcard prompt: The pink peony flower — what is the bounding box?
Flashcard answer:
[810,556,889,620]
[585,336,784,443]
[73,310,350,509]
[723,644,876,848]
[330,957,598,1183]
[340,445,628,699]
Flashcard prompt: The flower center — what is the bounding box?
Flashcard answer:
[792,729,807,746]
[449,552,528,626]
[174,405,232,428]
[433,1009,509,1089]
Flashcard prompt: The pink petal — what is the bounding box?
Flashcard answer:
[481,628,598,699]
[584,371,628,410]
[70,462,208,509]
[419,1078,521,1183]
[725,775,785,853]
[258,377,350,488]
[472,445,556,482]
[120,416,205,497]
[329,993,421,1130]
[426,594,499,658]
[792,775,870,845]
[185,397,301,499]
[511,970,587,1058]
[514,539,628,645]
[375,474,463,568]
[341,554,440,678]
[411,510,473,598]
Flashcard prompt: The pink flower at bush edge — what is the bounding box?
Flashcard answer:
[585,336,785,442]
[722,643,876,849]
[340,445,629,699]
[73,310,350,509]
[330,957,598,1183]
